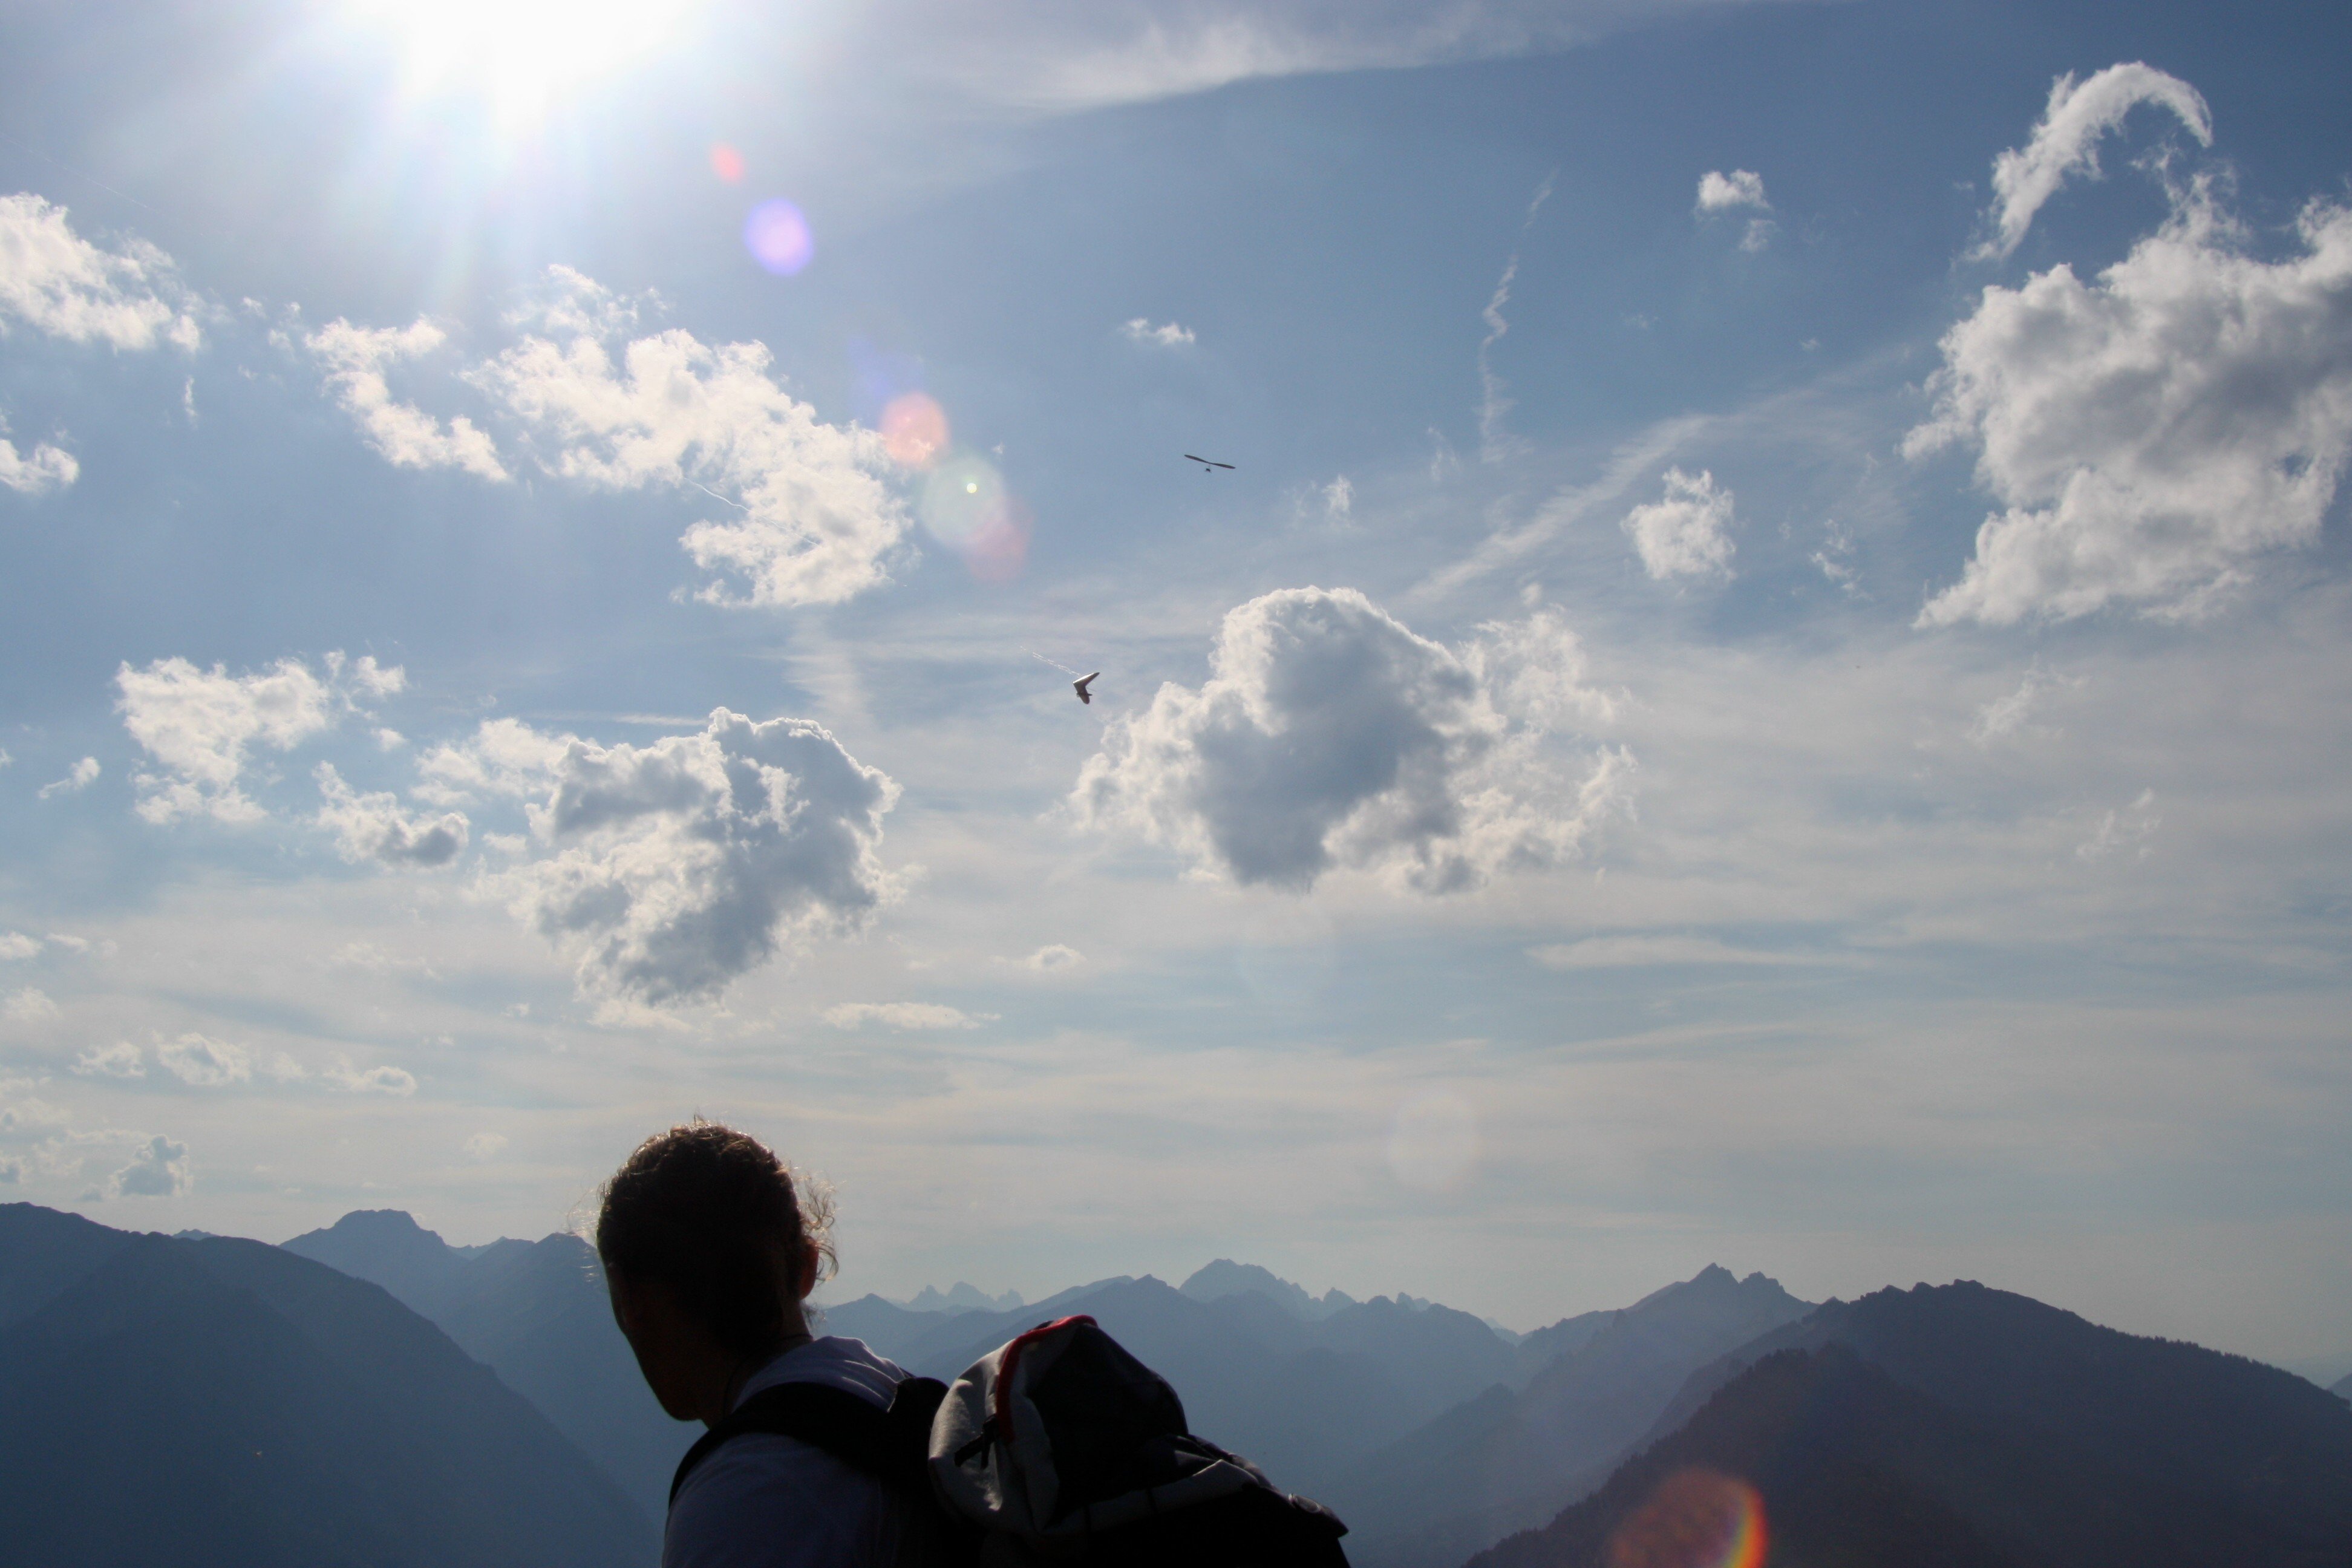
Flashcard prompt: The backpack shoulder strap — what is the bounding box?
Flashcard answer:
[671,1376,949,1509]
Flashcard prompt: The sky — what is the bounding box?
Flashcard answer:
[2,0,2350,1374]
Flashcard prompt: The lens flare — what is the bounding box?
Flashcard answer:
[345,0,702,127]
[918,452,1031,583]
[881,393,950,469]
[710,143,745,183]
[1607,1469,1768,1568]
[743,200,814,275]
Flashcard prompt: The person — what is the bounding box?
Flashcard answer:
[597,1120,920,1568]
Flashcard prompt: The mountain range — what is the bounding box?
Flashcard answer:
[0,1203,654,1568]
[282,1208,688,1525]
[1466,1281,2352,1568]
[9,1200,2350,1568]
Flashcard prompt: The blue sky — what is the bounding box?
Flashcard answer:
[3,0,2350,1373]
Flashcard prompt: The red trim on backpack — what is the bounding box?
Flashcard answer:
[991,1315,1096,1437]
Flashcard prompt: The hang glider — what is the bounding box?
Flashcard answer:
[1184,454,1235,472]
[1073,672,1101,705]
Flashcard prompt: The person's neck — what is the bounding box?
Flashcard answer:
[714,1328,815,1420]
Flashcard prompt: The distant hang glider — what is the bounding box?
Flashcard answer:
[1073,672,1101,705]
[1184,454,1235,472]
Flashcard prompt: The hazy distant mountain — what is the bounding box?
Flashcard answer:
[903,1281,1025,1313]
[284,1210,686,1523]
[1481,1282,2352,1568]
[2334,1370,2352,1402]
[0,1203,653,1568]
[1180,1258,1359,1321]
[1325,1264,1814,1568]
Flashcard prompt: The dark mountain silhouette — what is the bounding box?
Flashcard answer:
[0,1203,653,1568]
[1476,1282,2352,1568]
[283,1210,687,1523]
[1636,1279,2352,1566]
[1325,1264,1814,1568]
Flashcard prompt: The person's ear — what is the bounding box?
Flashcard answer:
[795,1237,822,1302]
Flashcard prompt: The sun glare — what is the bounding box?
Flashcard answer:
[347,0,702,123]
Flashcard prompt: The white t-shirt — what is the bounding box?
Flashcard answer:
[664,1337,916,1568]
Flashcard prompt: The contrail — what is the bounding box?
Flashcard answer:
[1030,651,1086,679]
[691,482,747,511]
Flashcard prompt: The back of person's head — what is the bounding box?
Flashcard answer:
[595,1120,834,1357]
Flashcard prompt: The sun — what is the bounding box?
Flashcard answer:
[345,0,704,126]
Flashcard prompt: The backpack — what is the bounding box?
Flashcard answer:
[672,1315,1351,1566]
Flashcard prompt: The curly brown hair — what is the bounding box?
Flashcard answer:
[595,1120,836,1357]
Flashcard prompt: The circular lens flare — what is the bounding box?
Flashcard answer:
[881,393,950,469]
[919,452,1031,583]
[744,200,814,275]
[710,143,745,183]
[1607,1469,1768,1568]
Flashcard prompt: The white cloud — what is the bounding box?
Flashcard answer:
[1968,667,2083,746]
[1121,318,1195,347]
[37,757,99,799]
[1321,474,1353,521]
[1021,943,1085,972]
[1911,189,2352,626]
[324,1060,417,1096]
[442,707,900,1003]
[4,987,60,1022]
[472,269,910,608]
[307,318,509,481]
[1811,520,1861,597]
[1622,467,1736,580]
[1531,935,1812,969]
[0,430,76,494]
[0,193,199,350]
[313,762,469,867]
[414,716,572,805]
[1695,169,1769,213]
[73,1042,145,1078]
[1073,587,1630,893]
[1979,63,2211,260]
[0,932,38,961]
[0,1074,69,1136]
[2077,788,2160,862]
[464,1131,508,1160]
[156,1033,250,1087]
[861,0,1767,112]
[112,1134,190,1197]
[824,1002,991,1030]
[116,651,403,824]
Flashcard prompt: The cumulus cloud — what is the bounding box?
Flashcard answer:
[313,762,468,867]
[73,1042,145,1078]
[307,318,509,481]
[4,987,60,1022]
[1073,587,1629,893]
[0,193,200,350]
[1122,318,1195,347]
[1622,468,1736,580]
[323,1060,417,1096]
[439,707,899,1003]
[1979,63,2211,260]
[824,1002,991,1030]
[1020,943,1085,972]
[1695,169,1768,212]
[0,429,76,494]
[116,651,403,824]
[0,932,36,960]
[1968,667,2083,746]
[113,1134,190,1197]
[37,757,99,799]
[472,269,910,607]
[1910,189,2352,626]
[156,1033,250,1086]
